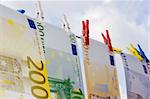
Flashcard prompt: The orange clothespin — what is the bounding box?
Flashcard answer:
[101,30,113,52]
[82,20,89,45]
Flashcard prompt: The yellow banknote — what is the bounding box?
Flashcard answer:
[0,16,51,99]
[83,39,120,99]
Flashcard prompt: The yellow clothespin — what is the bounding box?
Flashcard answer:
[113,47,122,53]
[127,44,143,60]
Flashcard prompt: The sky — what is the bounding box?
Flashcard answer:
[0,0,149,59]
[0,0,149,98]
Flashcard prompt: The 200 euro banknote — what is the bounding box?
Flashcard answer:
[0,5,51,99]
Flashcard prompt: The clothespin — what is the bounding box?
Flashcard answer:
[17,9,25,14]
[127,44,143,61]
[113,47,122,54]
[101,30,113,52]
[137,44,149,63]
[36,1,44,20]
[82,20,89,45]
[62,15,71,33]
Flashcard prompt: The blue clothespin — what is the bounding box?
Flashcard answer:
[17,9,25,14]
[137,44,149,63]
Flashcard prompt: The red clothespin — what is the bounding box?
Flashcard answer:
[101,30,113,52]
[82,20,89,45]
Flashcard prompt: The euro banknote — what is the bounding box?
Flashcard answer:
[0,5,51,99]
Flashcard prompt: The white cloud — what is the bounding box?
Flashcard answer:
[36,0,148,57]
[69,0,149,55]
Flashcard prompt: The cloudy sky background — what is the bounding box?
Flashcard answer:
[0,0,149,98]
[0,0,149,58]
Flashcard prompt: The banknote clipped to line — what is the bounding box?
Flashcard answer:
[83,39,120,99]
[42,23,85,99]
[120,53,150,99]
[0,5,51,99]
